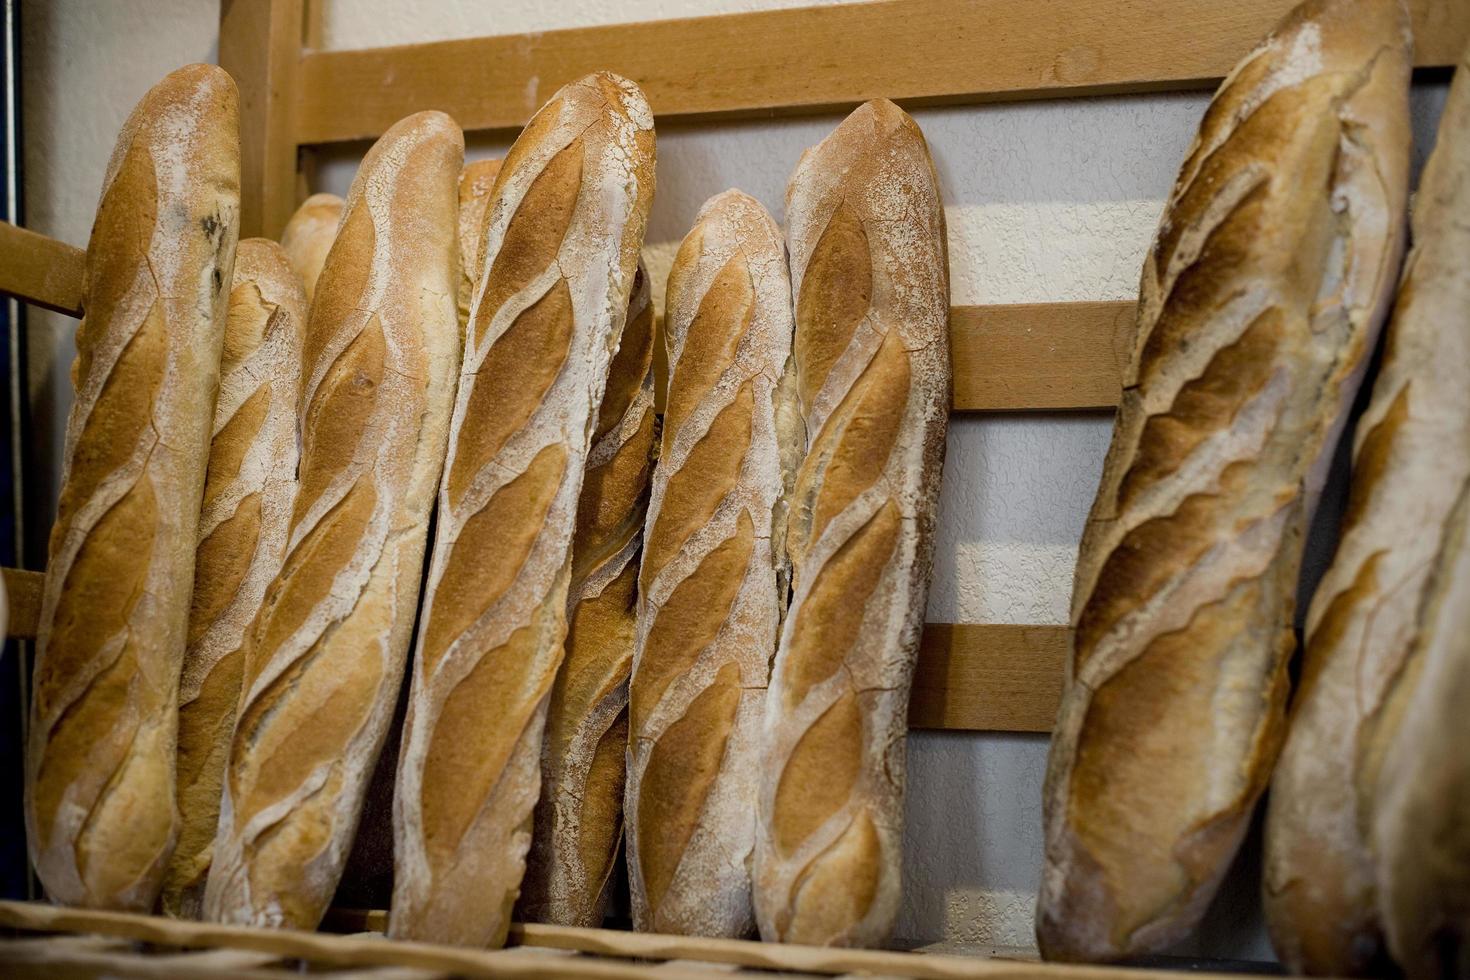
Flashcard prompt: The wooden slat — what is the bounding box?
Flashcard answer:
[0,900,1272,980]
[219,0,306,238]
[952,301,1130,411]
[909,624,1066,733]
[4,567,42,639]
[0,223,84,317]
[293,0,1466,144]
[0,561,1062,732]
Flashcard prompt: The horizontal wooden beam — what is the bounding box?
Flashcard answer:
[953,301,1128,411]
[0,223,84,317]
[1,566,1064,733]
[293,0,1465,145]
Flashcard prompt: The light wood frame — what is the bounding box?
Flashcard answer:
[0,1,1463,736]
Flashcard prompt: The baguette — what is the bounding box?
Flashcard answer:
[1371,477,1470,980]
[753,100,950,949]
[1264,38,1470,977]
[1037,0,1412,960]
[204,110,463,930]
[520,261,655,927]
[162,239,307,919]
[24,64,240,911]
[390,72,655,948]
[626,191,795,937]
[279,193,342,306]
[457,159,503,329]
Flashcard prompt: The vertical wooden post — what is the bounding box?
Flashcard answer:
[219,0,305,239]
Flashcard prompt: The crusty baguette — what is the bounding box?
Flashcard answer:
[23,64,240,912]
[204,111,463,930]
[161,239,307,920]
[754,100,950,949]
[626,191,795,938]
[279,193,342,307]
[1371,477,1470,980]
[519,261,656,928]
[457,158,503,329]
[390,72,655,948]
[1037,0,1412,961]
[1264,37,1470,977]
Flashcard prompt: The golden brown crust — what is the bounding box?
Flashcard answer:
[456,159,503,330]
[162,239,306,919]
[204,111,463,930]
[24,63,240,912]
[390,73,655,949]
[1039,0,1412,962]
[625,191,793,938]
[279,193,342,306]
[520,264,655,927]
[753,100,950,950]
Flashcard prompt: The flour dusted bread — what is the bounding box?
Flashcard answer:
[204,111,462,929]
[1038,0,1412,961]
[1264,37,1470,977]
[519,262,655,928]
[457,158,502,328]
[1371,478,1470,980]
[626,191,794,938]
[754,100,949,949]
[390,73,655,948]
[162,239,306,920]
[24,64,239,912]
[279,193,342,305]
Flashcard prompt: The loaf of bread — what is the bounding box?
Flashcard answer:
[162,239,307,919]
[1371,480,1470,980]
[279,193,342,306]
[1038,0,1411,961]
[456,158,502,328]
[753,100,949,949]
[390,73,655,948]
[626,191,794,938]
[1264,35,1469,977]
[204,111,463,929]
[23,64,240,912]
[519,261,655,927]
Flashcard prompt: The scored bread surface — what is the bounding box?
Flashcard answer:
[279,193,343,306]
[162,239,307,920]
[520,262,656,928]
[204,110,463,930]
[754,99,950,949]
[456,158,504,330]
[626,191,795,938]
[1038,0,1412,961]
[390,72,656,949]
[1264,34,1470,978]
[24,63,240,912]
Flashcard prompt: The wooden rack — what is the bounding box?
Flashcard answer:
[0,2,1464,974]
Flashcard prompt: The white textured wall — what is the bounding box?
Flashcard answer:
[18,0,1450,960]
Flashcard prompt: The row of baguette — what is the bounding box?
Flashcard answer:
[1039,0,1470,976]
[19,60,952,951]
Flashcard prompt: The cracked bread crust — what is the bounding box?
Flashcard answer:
[753,99,950,950]
[390,73,655,949]
[626,191,795,938]
[24,63,240,913]
[1039,0,1412,961]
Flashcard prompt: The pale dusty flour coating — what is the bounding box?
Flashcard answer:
[279,193,343,306]
[625,190,794,937]
[390,73,654,948]
[205,110,462,930]
[754,99,950,949]
[25,64,239,912]
[1038,0,1411,962]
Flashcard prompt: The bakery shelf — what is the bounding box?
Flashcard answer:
[0,899,1263,979]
